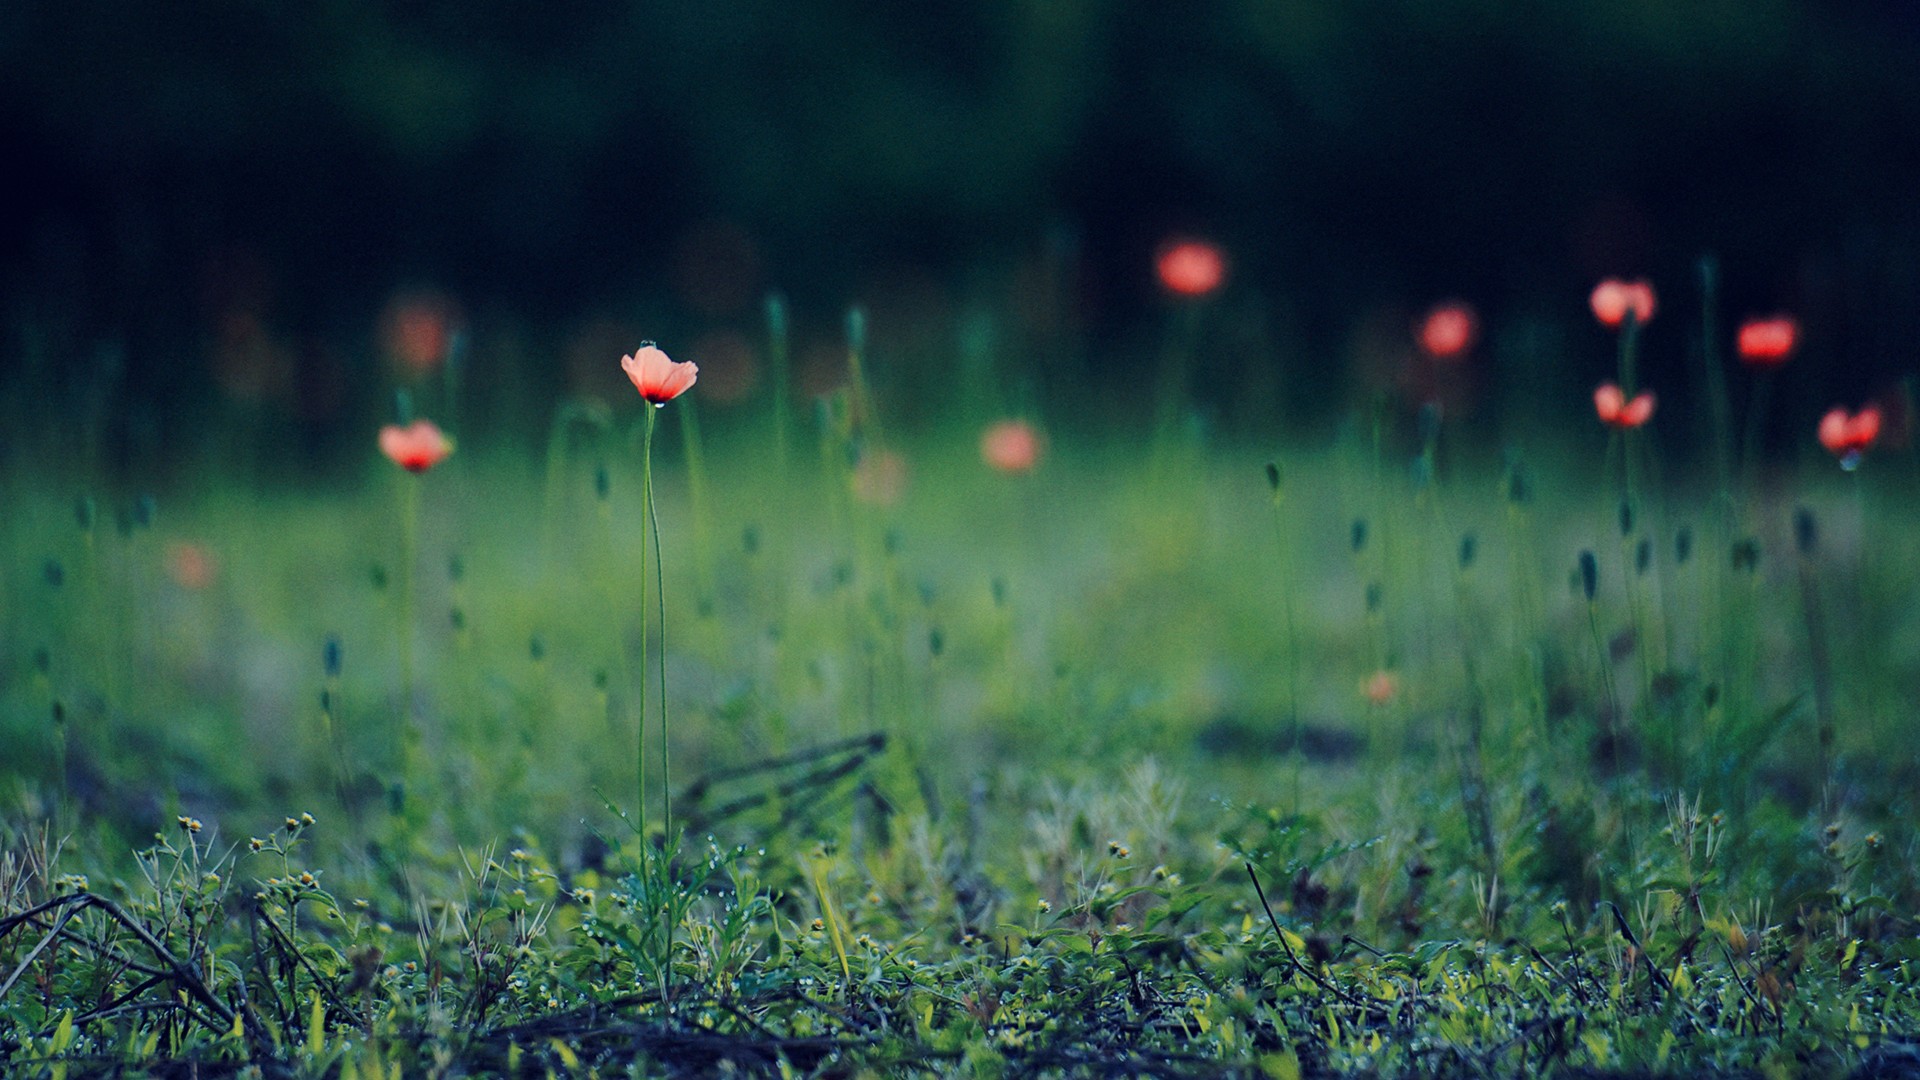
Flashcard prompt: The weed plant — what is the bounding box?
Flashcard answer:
[3,295,1918,1077]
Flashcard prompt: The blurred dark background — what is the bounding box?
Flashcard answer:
[5,0,1920,473]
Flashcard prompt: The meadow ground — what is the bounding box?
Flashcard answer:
[3,318,1920,1077]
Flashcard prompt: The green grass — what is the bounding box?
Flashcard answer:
[3,386,1919,1076]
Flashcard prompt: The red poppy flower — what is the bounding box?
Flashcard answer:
[1818,405,1881,459]
[1155,238,1227,298]
[1736,316,1799,367]
[1594,382,1656,429]
[379,419,454,473]
[1589,279,1657,330]
[621,343,699,405]
[1416,301,1478,361]
[980,420,1043,475]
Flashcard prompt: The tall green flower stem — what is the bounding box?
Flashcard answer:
[1697,256,1736,511]
[540,401,614,567]
[638,405,675,1007]
[1449,551,1499,882]
[1151,303,1205,465]
[639,408,674,845]
[1262,463,1303,814]
[677,396,717,621]
[395,471,420,788]
[1501,466,1549,745]
[1610,313,1663,760]
[1793,513,1836,822]
[767,293,792,482]
[1739,368,1775,497]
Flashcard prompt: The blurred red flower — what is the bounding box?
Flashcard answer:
[1416,301,1478,361]
[1155,238,1227,298]
[1589,279,1657,329]
[381,293,460,374]
[1818,405,1881,460]
[1593,382,1655,429]
[980,420,1043,475]
[165,542,217,590]
[1736,316,1799,367]
[379,419,454,473]
[1363,670,1399,705]
[621,343,699,405]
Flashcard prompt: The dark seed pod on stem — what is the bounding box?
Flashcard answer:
[1578,550,1598,601]
[1794,508,1817,557]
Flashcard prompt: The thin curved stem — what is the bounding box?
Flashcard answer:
[638,413,652,842]
[641,406,675,1009]
[646,416,672,845]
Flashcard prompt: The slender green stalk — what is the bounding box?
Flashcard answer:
[1698,255,1734,509]
[640,406,675,1007]
[1586,596,1627,797]
[1795,525,1835,822]
[645,410,673,847]
[768,293,791,481]
[397,473,419,778]
[1263,464,1302,813]
[1740,369,1774,494]
[677,396,715,617]
[637,414,652,844]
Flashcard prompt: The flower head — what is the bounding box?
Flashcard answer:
[381,293,459,374]
[1155,238,1227,298]
[620,343,698,406]
[980,420,1043,475]
[379,419,454,473]
[1736,316,1800,367]
[1363,670,1399,705]
[1589,279,1657,330]
[1416,301,1478,361]
[1593,382,1655,429]
[1818,405,1881,468]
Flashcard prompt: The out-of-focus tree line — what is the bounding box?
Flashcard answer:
[4,0,1919,464]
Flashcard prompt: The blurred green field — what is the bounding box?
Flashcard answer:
[4,326,1919,1074]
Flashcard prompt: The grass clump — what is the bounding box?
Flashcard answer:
[5,312,1920,1076]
